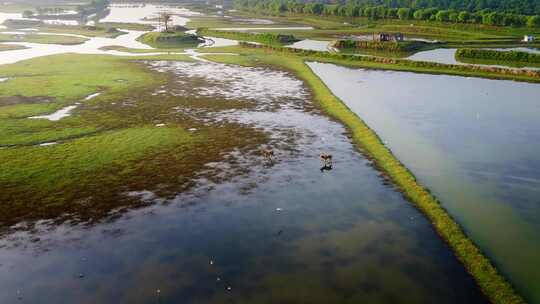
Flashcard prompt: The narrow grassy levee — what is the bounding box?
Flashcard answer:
[0,33,88,45]
[333,39,431,52]
[204,51,525,304]
[456,48,540,65]
[198,28,299,46]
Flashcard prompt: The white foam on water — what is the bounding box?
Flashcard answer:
[29,105,78,121]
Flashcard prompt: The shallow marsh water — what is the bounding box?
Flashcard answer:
[307,62,540,303]
[0,59,488,303]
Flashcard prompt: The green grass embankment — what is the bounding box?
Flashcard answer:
[198,28,299,46]
[0,33,88,45]
[333,39,431,52]
[456,48,540,65]
[203,48,525,304]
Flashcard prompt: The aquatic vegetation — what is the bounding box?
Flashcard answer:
[0,53,269,226]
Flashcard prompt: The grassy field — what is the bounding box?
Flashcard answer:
[0,52,266,226]
[202,48,525,304]
[0,33,88,45]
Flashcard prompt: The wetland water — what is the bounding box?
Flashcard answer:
[0,59,488,304]
[307,62,540,303]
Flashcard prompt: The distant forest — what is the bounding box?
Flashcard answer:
[233,0,540,26]
[234,0,540,15]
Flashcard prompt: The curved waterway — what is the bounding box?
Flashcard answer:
[307,62,540,303]
[0,59,488,303]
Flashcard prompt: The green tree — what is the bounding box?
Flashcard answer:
[435,10,450,22]
[397,8,412,20]
[458,11,471,23]
[527,15,540,27]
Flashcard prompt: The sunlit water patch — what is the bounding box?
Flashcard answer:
[307,61,540,303]
[29,104,78,121]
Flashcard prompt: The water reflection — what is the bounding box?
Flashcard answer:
[307,61,540,303]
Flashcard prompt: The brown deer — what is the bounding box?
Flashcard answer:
[262,148,274,161]
[320,152,333,166]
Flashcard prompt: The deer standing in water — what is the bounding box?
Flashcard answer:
[262,148,274,161]
[319,152,333,172]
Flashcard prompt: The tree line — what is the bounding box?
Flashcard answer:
[233,0,540,27]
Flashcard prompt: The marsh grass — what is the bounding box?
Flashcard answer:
[0,53,269,227]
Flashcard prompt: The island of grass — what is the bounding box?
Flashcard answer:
[137,31,204,49]
[198,28,299,46]
[456,48,540,66]
[332,39,432,52]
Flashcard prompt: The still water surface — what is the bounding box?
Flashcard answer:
[308,62,540,303]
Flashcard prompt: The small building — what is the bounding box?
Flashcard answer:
[372,32,404,42]
[523,35,535,42]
